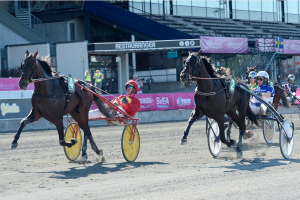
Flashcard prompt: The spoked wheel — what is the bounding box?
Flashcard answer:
[207,120,222,157]
[279,120,294,159]
[121,124,140,162]
[64,123,82,161]
[262,119,276,143]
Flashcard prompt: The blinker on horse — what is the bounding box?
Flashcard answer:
[180,49,258,157]
[12,50,105,161]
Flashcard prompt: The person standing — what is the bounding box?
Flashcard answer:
[85,70,91,84]
[93,70,103,93]
[133,74,143,94]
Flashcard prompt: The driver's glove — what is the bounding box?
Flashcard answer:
[122,97,128,104]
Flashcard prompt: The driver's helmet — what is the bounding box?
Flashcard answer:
[125,80,138,94]
[248,71,257,79]
[256,71,269,80]
[287,74,295,81]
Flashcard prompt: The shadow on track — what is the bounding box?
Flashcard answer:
[22,161,168,179]
[211,158,300,172]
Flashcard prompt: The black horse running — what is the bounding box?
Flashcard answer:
[180,49,258,156]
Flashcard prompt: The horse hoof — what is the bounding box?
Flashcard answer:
[180,139,187,145]
[11,143,18,149]
[70,138,78,145]
[230,139,236,145]
[81,154,88,162]
[237,151,243,158]
[96,149,103,156]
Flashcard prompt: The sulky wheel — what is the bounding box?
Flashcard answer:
[121,124,140,162]
[207,120,222,157]
[262,119,276,143]
[64,123,82,161]
[279,120,295,159]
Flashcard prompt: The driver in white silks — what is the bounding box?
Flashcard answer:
[284,74,299,104]
[244,71,275,139]
[249,71,275,116]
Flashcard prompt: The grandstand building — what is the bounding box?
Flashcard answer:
[1,0,300,93]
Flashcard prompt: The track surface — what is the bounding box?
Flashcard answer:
[1,114,300,199]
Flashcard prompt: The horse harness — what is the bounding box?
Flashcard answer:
[23,56,81,113]
[194,76,231,107]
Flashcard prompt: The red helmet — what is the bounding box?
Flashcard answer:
[125,80,139,94]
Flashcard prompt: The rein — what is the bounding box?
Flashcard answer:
[191,76,222,80]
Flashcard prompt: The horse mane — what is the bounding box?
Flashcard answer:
[37,55,53,77]
[201,57,231,80]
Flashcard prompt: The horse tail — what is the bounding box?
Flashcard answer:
[280,90,290,108]
[246,104,259,126]
[88,85,111,117]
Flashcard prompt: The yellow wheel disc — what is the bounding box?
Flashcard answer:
[64,123,82,161]
[121,124,140,162]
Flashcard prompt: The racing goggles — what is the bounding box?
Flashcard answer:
[126,85,133,89]
[250,77,256,79]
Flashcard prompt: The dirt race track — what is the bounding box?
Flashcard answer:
[1,114,300,200]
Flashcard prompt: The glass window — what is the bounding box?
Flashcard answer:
[287,0,298,14]
[262,0,273,12]
[235,0,248,10]
[207,0,220,8]
[176,0,191,6]
[249,0,261,12]
[192,1,205,7]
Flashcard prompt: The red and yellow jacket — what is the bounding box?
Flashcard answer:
[113,94,141,117]
[113,80,141,117]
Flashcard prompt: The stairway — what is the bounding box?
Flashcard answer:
[240,39,283,79]
[31,1,48,12]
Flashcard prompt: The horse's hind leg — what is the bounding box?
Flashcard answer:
[11,110,41,149]
[181,109,203,144]
[70,111,102,161]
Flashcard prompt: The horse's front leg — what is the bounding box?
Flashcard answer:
[54,119,77,148]
[11,110,41,149]
[181,109,203,145]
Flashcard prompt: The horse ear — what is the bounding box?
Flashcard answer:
[33,49,38,59]
[207,57,211,63]
[25,50,29,58]
[188,48,192,54]
[253,65,257,70]
[197,48,202,57]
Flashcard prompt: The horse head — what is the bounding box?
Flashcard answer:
[180,48,202,88]
[19,50,39,90]
[245,65,257,80]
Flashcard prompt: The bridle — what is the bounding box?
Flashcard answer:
[21,55,39,84]
[185,53,221,82]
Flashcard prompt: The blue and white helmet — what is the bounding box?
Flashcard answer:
[249,71,257,78]
[287,74,295,81]
[256,71,269,80]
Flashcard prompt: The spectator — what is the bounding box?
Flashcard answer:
[133,74,143,94]
[85,70,91,83]
[93,70,103,94]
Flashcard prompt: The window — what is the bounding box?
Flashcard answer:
[249,0,261,12]
[70,23,75,41]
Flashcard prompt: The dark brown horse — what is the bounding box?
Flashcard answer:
[11,50,104,161]
[180,50,257,156]
[245,66,289,110]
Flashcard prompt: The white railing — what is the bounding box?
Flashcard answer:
[136,68,177,82]
[0,90,34,99]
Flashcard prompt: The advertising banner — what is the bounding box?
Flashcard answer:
[0,78,34,91]
[283,39,300,54]
[200,36,248,53]
[0,98,32,119]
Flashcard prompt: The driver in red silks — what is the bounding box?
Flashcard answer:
[89,80,141,118]
[112,80,141,117]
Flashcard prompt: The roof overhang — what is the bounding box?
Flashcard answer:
[87,39,200,54]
